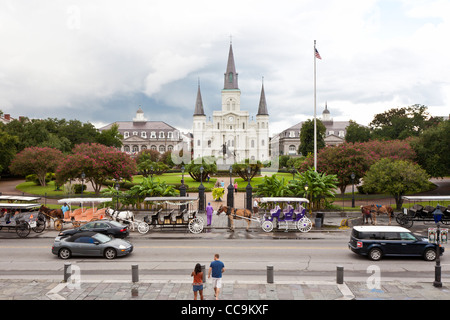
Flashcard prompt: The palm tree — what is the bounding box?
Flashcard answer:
[288,168,338,213]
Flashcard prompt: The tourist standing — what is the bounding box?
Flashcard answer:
[208,253,225,300]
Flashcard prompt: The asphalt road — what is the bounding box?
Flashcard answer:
[0,235,448,283]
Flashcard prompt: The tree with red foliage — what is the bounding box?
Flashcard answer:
[56,143,136,194]
[298,139,416,194]
[9,147,63,186]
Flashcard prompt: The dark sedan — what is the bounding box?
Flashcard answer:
[52,231,133,260]
[58,220,129,239]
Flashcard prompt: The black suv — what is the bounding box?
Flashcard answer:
[348,226,443,261]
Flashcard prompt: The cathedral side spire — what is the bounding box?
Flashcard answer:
[224,43,239,90]
[257,78,269,115]
[193,81,205,116]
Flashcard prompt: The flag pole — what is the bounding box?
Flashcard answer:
[313,40,317,172]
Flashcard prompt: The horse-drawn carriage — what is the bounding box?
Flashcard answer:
[47,198,112,230]
[141,197,204,234]
[397,196,450,228]
[216,197,311,233]
[0,203,46,237]
[259,197,311,232]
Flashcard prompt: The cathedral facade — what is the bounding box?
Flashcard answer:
[192,44,270,168]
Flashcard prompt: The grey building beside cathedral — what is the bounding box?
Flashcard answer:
[99,107,184,156]
[274,104,353,156]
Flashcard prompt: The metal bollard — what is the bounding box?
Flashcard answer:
[63,263,71,283]
[201,265,206,283]
[132,264,139,283]
[267,265,274,284]
[336,266,344,284]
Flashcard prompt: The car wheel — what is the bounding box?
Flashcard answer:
[104,248,117,260]
[58,248,72,260]
[424,248,437,261]
[369,247,383,261]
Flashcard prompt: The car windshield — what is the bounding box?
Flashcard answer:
[92,233,111,243]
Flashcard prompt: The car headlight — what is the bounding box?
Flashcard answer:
[119,245,127,249]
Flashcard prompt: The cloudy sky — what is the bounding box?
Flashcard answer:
[1,0,449,136]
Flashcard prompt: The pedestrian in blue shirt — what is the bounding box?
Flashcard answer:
[208,253,225,300]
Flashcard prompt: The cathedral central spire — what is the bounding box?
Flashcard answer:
[224,43,239,90]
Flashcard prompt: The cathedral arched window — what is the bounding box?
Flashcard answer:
[228,72,233,83]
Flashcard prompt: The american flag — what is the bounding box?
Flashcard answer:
[315,48,322,60]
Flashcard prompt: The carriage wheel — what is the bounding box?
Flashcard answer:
[137,222,150,234]
[54,219,63,231]
[297,217,312,233]
[32,218,46,233]
[261,220,273,233]
[395,213,404,225]
[188,217,204,234]
[16,222,31,238]
[399,216,413,228]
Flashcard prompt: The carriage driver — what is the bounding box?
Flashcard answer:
[61,203,69,216]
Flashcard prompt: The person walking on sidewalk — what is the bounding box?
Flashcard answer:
[208,253,225,300]
[191,263,204,300]
[206,202,214,226]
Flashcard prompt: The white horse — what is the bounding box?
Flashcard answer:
[106,208,135,223]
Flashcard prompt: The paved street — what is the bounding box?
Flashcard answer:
[1,178,450,303]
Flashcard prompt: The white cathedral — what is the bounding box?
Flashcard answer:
[192,43,270,168]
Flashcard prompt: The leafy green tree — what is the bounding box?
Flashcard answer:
[345,120,371,143]
[410,120,450,178]
[362,158,430,209]
[370,105,440,140]
[0,125,18,174]
[232,158,263,181]
[185,157,217,182]
[137,160,169,177]
[299,119,326,156]
[96,123,123,148]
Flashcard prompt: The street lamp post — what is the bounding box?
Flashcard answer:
[351,172,355,208]
[304,184,311,216]
[115,181,120,210]
[433,206,443,287]
[227,166,234,228]
[246,167,252,211]
[198,166,205,212]
[180,166,186,197]
[81,172,85,195]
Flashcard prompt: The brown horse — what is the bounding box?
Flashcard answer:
[360,204,394,225]
[216,205,253,231]
[39,205,63,226]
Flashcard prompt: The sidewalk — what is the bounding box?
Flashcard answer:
[2,277,450,300]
